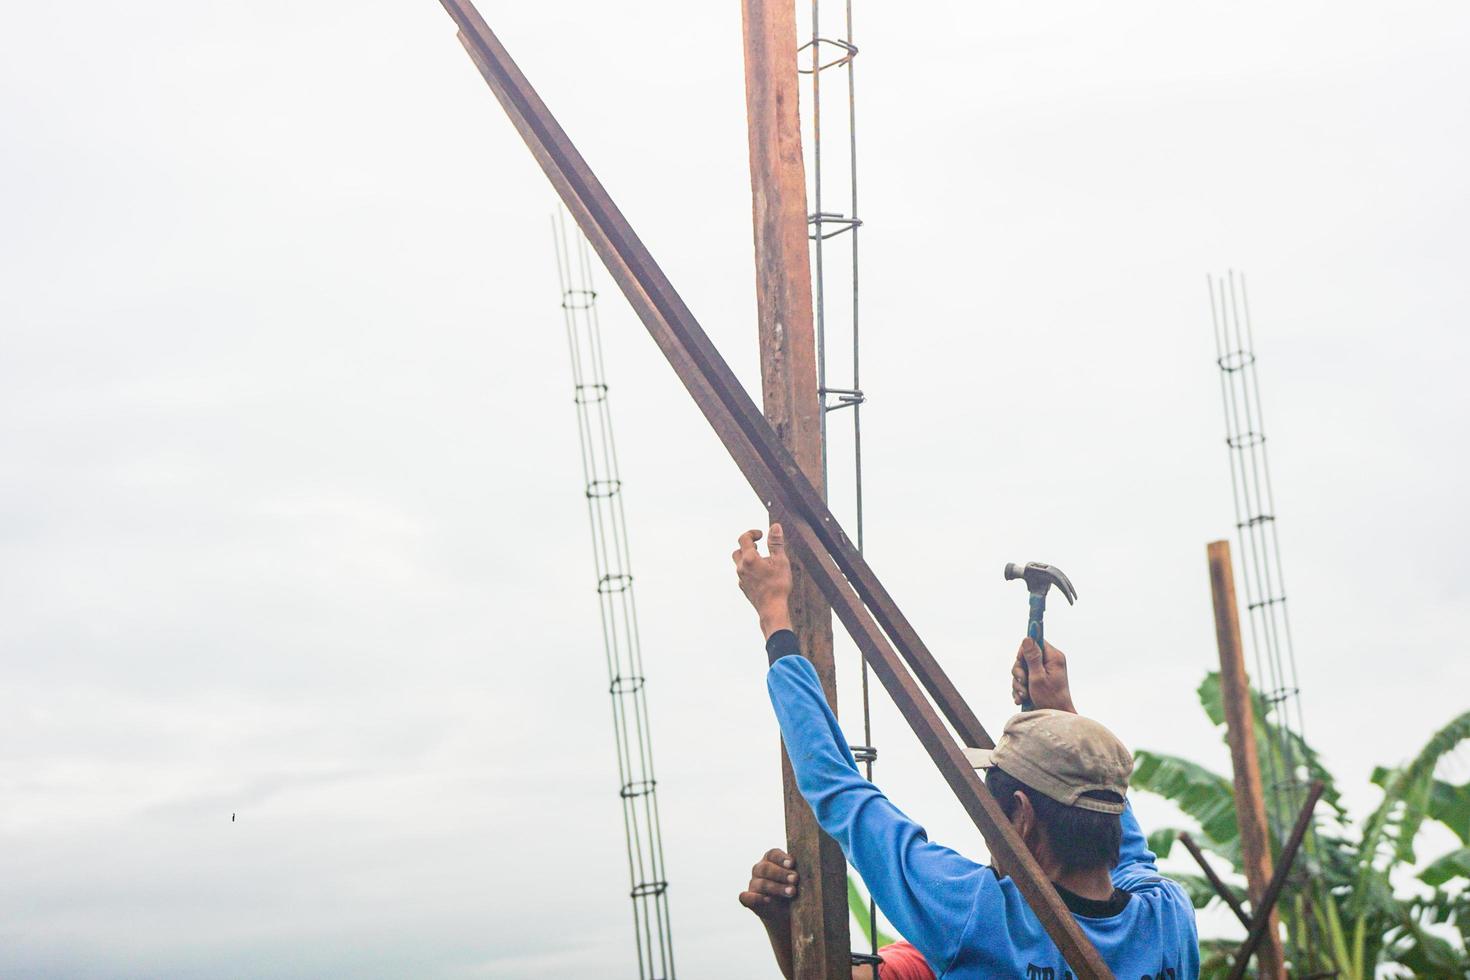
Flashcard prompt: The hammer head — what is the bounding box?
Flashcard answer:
[1003,562,1078,604]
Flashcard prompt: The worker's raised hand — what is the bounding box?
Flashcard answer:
[1012,637,1077,714]
[732,524,794,639]
[738,847,798,921]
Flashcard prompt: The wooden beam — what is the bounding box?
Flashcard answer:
[435,6,1112,973]
[740,2,849,976]
[1207,540,1285,979]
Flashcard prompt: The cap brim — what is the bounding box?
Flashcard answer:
[962,747,996,770]
[1070,795,1127,815]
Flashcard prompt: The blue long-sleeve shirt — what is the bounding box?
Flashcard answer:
[765,632,1199,979]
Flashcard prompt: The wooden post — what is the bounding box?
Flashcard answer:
[742,2,850,977]
[1207,540,1285,979]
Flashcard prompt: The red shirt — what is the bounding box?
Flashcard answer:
[878,941,934,980]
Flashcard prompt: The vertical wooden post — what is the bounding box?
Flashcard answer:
[1207,540,1286,979]
[742,2,850,977]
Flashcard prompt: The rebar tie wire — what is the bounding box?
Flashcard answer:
[554,211,676,980]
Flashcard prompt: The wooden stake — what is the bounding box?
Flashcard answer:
[1207,540,1285,979]
[740,2,850,975]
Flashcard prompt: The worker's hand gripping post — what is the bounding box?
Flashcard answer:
[1004,562,1078,711]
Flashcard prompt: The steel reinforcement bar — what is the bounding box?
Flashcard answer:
[554,214,675,978]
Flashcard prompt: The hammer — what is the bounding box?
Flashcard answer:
[1004,562,1078,711]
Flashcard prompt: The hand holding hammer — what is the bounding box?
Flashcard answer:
[1010,637,1076,713]
[1004,561,1077,711]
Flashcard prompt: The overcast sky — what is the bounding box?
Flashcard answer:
[1,2,1467,977]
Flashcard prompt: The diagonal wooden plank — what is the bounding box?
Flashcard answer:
[436,4,1112,975]
[1178,832,1253,930]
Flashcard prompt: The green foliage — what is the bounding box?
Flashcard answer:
[1429,779,1470,845]
[1363,711,1470,871]
[1421,847,1470,888]
[1131,749,1240,856]
[1135,676,1470,978]
[1146,827,1180,860]
[1197,938,1239,980]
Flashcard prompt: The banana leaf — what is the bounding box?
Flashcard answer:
[1428,778,1470,845]
[1420,846,1470,888]
[1132,749,1240,855]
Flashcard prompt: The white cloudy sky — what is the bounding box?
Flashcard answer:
[1,1,1467,977]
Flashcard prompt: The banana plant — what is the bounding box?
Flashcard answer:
[1133,672,1470,978]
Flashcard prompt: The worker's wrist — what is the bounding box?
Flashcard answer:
[1031,693,1077,714]
[758,602,793,639]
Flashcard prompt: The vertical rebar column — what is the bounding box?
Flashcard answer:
[1209,271,1310,819]
[555,212,675,980]
[1208,270,1316,971]
[800,2,878,972]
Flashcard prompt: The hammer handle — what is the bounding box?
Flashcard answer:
[1021,592,1047,711]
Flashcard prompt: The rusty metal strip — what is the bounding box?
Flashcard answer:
[435,3,1112,974]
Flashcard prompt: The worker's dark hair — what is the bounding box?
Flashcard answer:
[986,766,1123,872]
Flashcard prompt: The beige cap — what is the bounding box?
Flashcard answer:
[962,709,1132,814]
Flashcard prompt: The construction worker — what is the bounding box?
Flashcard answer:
[732,524,1199,980]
